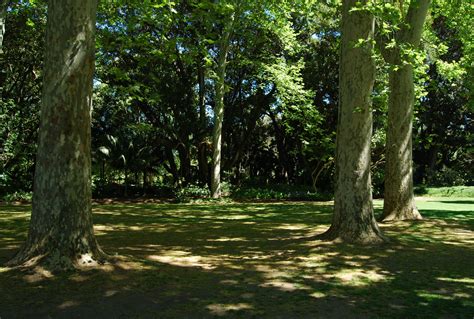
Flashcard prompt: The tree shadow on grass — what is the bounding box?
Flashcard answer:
[0,202,473,318]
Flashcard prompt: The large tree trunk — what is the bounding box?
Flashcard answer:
[210,13,234,198]
[381,0,431,222]
[7,0,105,270]
[318,0,386,244]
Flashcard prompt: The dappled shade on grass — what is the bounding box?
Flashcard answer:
[0,199,473,318]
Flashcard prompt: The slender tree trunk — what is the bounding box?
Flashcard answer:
[100,160,106,197]
[124,168,129,197]
[318,0,386,244]
[198,142,210,186]
[197,56,210,187]
[198,56,206,124]
[382,0,431,222]
[7,0,105,270]
[0,1,6,53]
[211,13,234,198]
[268,111,291,183]
[177,143,191,186]
[0,0,7,90]
[165,148,179,186]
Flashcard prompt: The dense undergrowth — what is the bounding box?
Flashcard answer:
[2,185,473,203]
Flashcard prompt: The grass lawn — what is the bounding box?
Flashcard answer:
[0,198,473,318]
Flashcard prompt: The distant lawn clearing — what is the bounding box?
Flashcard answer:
[1,198,473,318]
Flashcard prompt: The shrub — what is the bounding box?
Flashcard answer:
[414,185,474,197]
[231,184,332,201]
[427,166,467,187]
[175,184,211,202]
[1,191,33,202]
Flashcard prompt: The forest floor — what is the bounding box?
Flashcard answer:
[0,198,473,318]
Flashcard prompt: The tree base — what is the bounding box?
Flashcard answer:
[380,207,422,223]
[6,246,108,272]
[315,225,388,245]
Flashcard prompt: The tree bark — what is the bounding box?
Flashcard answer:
[7,0,105,270]
[0,1,6,91]
[197,56,210,186]
[268,110,292,183]
[165,147,179,186]
[318,0,386,244]
[177,142,191,186]
[0,0,6,53]
[381,0,431,222]
[198,141,210,186]
[198,55,206,125]
[210,13,234,198]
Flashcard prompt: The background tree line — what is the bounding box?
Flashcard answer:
[1,0,472,201]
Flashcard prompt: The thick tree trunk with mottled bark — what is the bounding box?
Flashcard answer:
[318,0,386,244]
[211,13,234,198]
[382,0,431,222]
[7,0,105,270]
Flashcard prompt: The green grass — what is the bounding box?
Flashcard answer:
[0,198,473,318]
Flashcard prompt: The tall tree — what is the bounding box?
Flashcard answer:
[211,8,235,198]
[381,0,431,221]
[318,0,386,244]
[209,0,306,196]
[7,0,104,269]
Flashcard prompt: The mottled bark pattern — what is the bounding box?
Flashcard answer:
[320,0,385,244]
[8,0,104,269]
[211,13,234,198]
[382,0,431,222]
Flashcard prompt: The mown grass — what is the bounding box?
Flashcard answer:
[0,198,473,318]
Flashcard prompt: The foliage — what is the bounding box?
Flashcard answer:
[0,0,472,199]
[0,190,32,202]
[231,184,331,201]
[414,185,474,198]
[425,166,470,187]
[413,13,473,185]
[0,2,45,194]
[174,184,210,203]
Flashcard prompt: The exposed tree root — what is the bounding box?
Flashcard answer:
[379,207,423,223]
[6,245,109,272]
[315,225,389,245]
